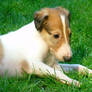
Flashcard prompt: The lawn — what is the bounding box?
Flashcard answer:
[0,0,92,92]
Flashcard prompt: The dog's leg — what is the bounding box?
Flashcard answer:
[22,61,80,86]
[59,64,92,74]
[52,62,63,72]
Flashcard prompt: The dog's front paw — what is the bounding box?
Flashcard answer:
[66,79,80,87]
[72,80,80,87]
[88,69,92,74]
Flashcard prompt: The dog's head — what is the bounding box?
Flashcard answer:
[34,7,72,62]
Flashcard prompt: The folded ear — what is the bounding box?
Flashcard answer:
[34,9,49,32]
[56,7,70,17]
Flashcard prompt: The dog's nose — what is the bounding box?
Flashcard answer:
[63,56,72,61]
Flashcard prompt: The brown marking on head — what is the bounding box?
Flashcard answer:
[34,7,72,61]
[0,40,3,64]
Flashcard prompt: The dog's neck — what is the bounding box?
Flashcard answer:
[32,21,56,64]
[43,50,56,66]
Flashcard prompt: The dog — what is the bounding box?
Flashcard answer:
[0,7,92,87]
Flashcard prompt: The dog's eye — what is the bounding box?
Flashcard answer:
[53,34,60,39]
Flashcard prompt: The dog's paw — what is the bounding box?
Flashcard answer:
[72,80,80,87]
[88,69,92,74]
[66,79,80,87]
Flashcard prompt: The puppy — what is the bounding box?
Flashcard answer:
[0,7,92,87]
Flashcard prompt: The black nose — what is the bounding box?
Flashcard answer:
[64,56,71,61]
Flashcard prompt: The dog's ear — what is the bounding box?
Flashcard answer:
[34,9,49,32]
[56,7,70,18]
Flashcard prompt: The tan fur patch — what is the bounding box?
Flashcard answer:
[21,60,31,74]
[40,8,66,51]
[44,51,56,66]
[0,39,3,63]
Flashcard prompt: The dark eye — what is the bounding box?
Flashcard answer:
[53,34,60,39]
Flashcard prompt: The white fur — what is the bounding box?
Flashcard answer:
[0,21,78,86]
[0,19,92,87]
[0,21,48,76]
[60,15,67,44]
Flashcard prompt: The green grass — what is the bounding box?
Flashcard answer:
[0,0,92,91]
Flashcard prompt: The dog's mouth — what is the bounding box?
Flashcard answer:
[58,54,72,62]
[56,56,72,62]
[50,47,72,62]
